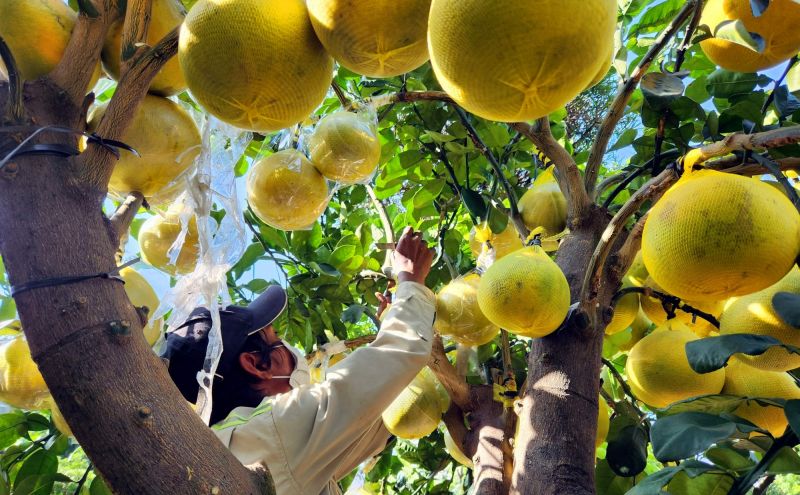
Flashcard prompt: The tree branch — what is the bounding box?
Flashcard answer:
[109,192,144,240]
[511,119,592,223]
[688,126,800,164]
[50,2,121,106]
[120,0,154,77]
[79,28,179,188]
[428,335,472,410]
[585,0,698,195]
[0,35,23,122]
[331,81,350,107]
[581,168,679,308]
[366,184,395,245]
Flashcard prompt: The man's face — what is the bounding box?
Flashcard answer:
[255,325,297,394]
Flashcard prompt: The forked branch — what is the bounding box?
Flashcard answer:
[584,0,699,195]
[109,192,145,239]
[79,28,179,188]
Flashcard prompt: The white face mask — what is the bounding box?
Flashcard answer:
[271,342,310,389]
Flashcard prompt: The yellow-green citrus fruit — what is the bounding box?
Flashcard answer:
[247,150,330,231]
[427,0,617,122]
[586,44,613,90]
[625,321,726,409]
[435,274,500,346]
[89,95,201,201]
[625,251,649,288]
[518,167,567,236]
[103,0,187,96]
[596,399,610,448]
[179,0,334,131]
[605,288,640,336]
[138,208,200,275]
[0,336,49,410]
[382,368,442,439]
[307,0,431,77]
[722,359,800,437]
[700,0,800,73]
[468,223,523,261]
[616,309,653,352]
[120,268,162,346]
[0,0,102,86]
[444,428,473,468]
[477,245,570,338]
[308,111,381,184]
[642,169,800,302]
[640,277,725,338]
[720,266,800,371]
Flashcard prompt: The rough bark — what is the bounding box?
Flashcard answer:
[511,207,621,495]
[0,78,271,494]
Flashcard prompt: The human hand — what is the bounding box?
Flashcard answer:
[392,227,434,285]
[375,280,395,319]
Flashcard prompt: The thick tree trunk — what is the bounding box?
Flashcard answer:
[511,207,620,495]
[0,82,272,493]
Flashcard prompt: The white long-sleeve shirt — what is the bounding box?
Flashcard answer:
[212,282,436,494]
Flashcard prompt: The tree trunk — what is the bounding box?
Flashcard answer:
[0,81,272,494]
[511,207,619,495]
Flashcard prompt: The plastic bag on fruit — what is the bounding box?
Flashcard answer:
[154,116,251,425]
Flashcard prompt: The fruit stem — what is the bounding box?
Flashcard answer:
[0,35,23,123]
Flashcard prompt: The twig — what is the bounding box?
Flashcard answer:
[581,168,679,308]
[671,0,705,72]
[612,286,720,328]
[601,150,681,209]
[366,184,394,245]
[79,28,179,188]
[120,0,154,76]
[614,213,647,278]
[602,358,640,406]
[0,35,23,122]
[109,192,145,240]
[72,463,93,495]
[594,172,627,202]
[753,475,775,495]
[687,126,800,164]
[761,56,798,115]
[511,119,592,223]
[454,106,529,239]
[585,0,698,195]
[331,81,350,107]
[729,431,799,495]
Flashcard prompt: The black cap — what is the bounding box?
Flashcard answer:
[162,285,288,403]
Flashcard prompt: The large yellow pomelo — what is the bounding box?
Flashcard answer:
[138,207,199,275]
[120,268,162,346]
[443,427,473,468]
[596,399,610,448]
[625,321,726,409]
[0,0,102,86]
[103,0,187,96]
[382,368,442,439]
[179,0,333,131]
[517,167,567,236]
[435,274,500,346]
[640,277,725,338]
[468,223,523,262]
[247,150,330,231]
[700,0,800,73]
[89,95,200,201]
[722,359,800,437]
[605,288,640,336]
[427,0,617,122]
[307,0,431,77]
[477,245,570,338]
[308,111,381,184]
[642,169,800,302]
[720,266,800,372]
[0,335,49,410]
[625,251,649,288]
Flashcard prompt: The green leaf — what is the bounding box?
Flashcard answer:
[774,86,800,117]
[705,446,755,472]
[706,70,761,99]
[712,20,765,52]
[594,459,634,495]
[486,206,509,235]
[341,305,364,324]
[23,414,48,432]
[666,471,734,495]
[89,476,113,495]
[461,189,487,222]
[766,446,800,474]
[0,412,26,450]
[244,279,269,294]
[311,263,340,277]
[650,412,757,462]
[606,416,648,477]
[329,245,357,271]
[658,394,756,417]
[774,292,800,328]
[785,399,800,436]
[641,73,685,111]
[13,474,65,495]
[14,450,57,491]
[625,467,683,495]
[685,334,800,373]
[609,129,638,152]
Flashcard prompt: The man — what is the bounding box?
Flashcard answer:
[163,228,436,494]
